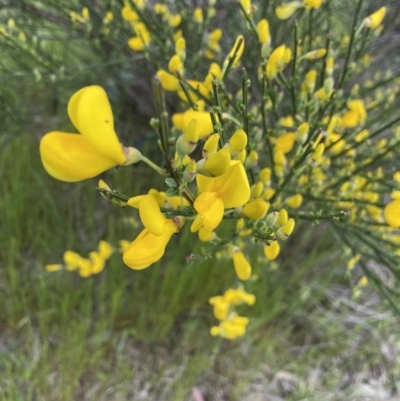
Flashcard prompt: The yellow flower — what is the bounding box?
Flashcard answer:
[304,0,323,10]
[341,100,367,128]
[172,109,214,138]
[193,8,203,23]
[266,45,290,79]
[123,219,180,270]
[275,2,302,20]
[210,316,249,339]
[63,251,82,271]
[128,23,151,51]
[224,288,255,305]
[191,162,251,232]
[40,86,132,182]
[122,5,139,21]
[257,19,270,45]
[275,133,296,154]
[285,194,303,209]
[384,199,400,228]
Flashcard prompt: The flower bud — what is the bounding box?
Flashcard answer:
[265,211,279,226]
[285,194,303,209]
[263,240,280,260]
[236,149,247,163]
[123,147,142,165]
[325,57,334,76]
[174,36,186,57]
[168,54,184,75]
[193,8,203,23]
[251,181,264,198]
[183,159,197,183]
[259,167,271,184]
[257,18,270,45]
[232,249,252,281]
[296,122,309,144]
[203,133,220,158]
[226,129,248,155]
[275,2,302,20]
[236,218,245,230]
[276,218,295,240]
[324,77,334,95]
[273,149,286,165]
[241,199,270,220]
[275,208,288,226]
[312,143,325,163]
[305,70,317,93]
[364,7,386,29]
[244,150,258,169]
[303,49,326,60]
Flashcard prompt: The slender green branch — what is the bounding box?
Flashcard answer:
[339,0,363,89]
[242,68,250,139]
[175,70,198,111]
[222,37,244,83]
[211,80,226,145]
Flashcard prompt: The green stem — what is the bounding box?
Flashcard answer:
[140,155,165,174]
[339,0,363,89]
[175,70,198,111]
[222,37,244,83]
[242,68,250,139]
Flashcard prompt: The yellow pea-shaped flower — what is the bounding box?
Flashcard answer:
[40,86,138,182]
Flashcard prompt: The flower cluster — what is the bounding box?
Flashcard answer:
[39,0,400,337]
[209,287,255,339]
[46,240,114,278]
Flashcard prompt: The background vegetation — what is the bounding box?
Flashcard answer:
[1,0,400,400]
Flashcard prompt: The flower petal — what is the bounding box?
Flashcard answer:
[139,195,166,236]
[68,86,125,165]
[40,131,119,182]
[197,161,250,208]
[123,220,178,269]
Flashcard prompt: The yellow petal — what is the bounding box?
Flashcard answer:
[232,251,251,280]
[157,69,180,91]
[67,86,125,165]
[241,199,270,220]
[139,195,166,236]
[172,110,213,138]
[191,192,224,232]
[197,162,250,208]
[40,132,120,182]
[123,220,178,269]
[275,133,296,154]
[263,241,280,260]
[128,36,145,51]
[98,240,113,259]
[203,148,231,176]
